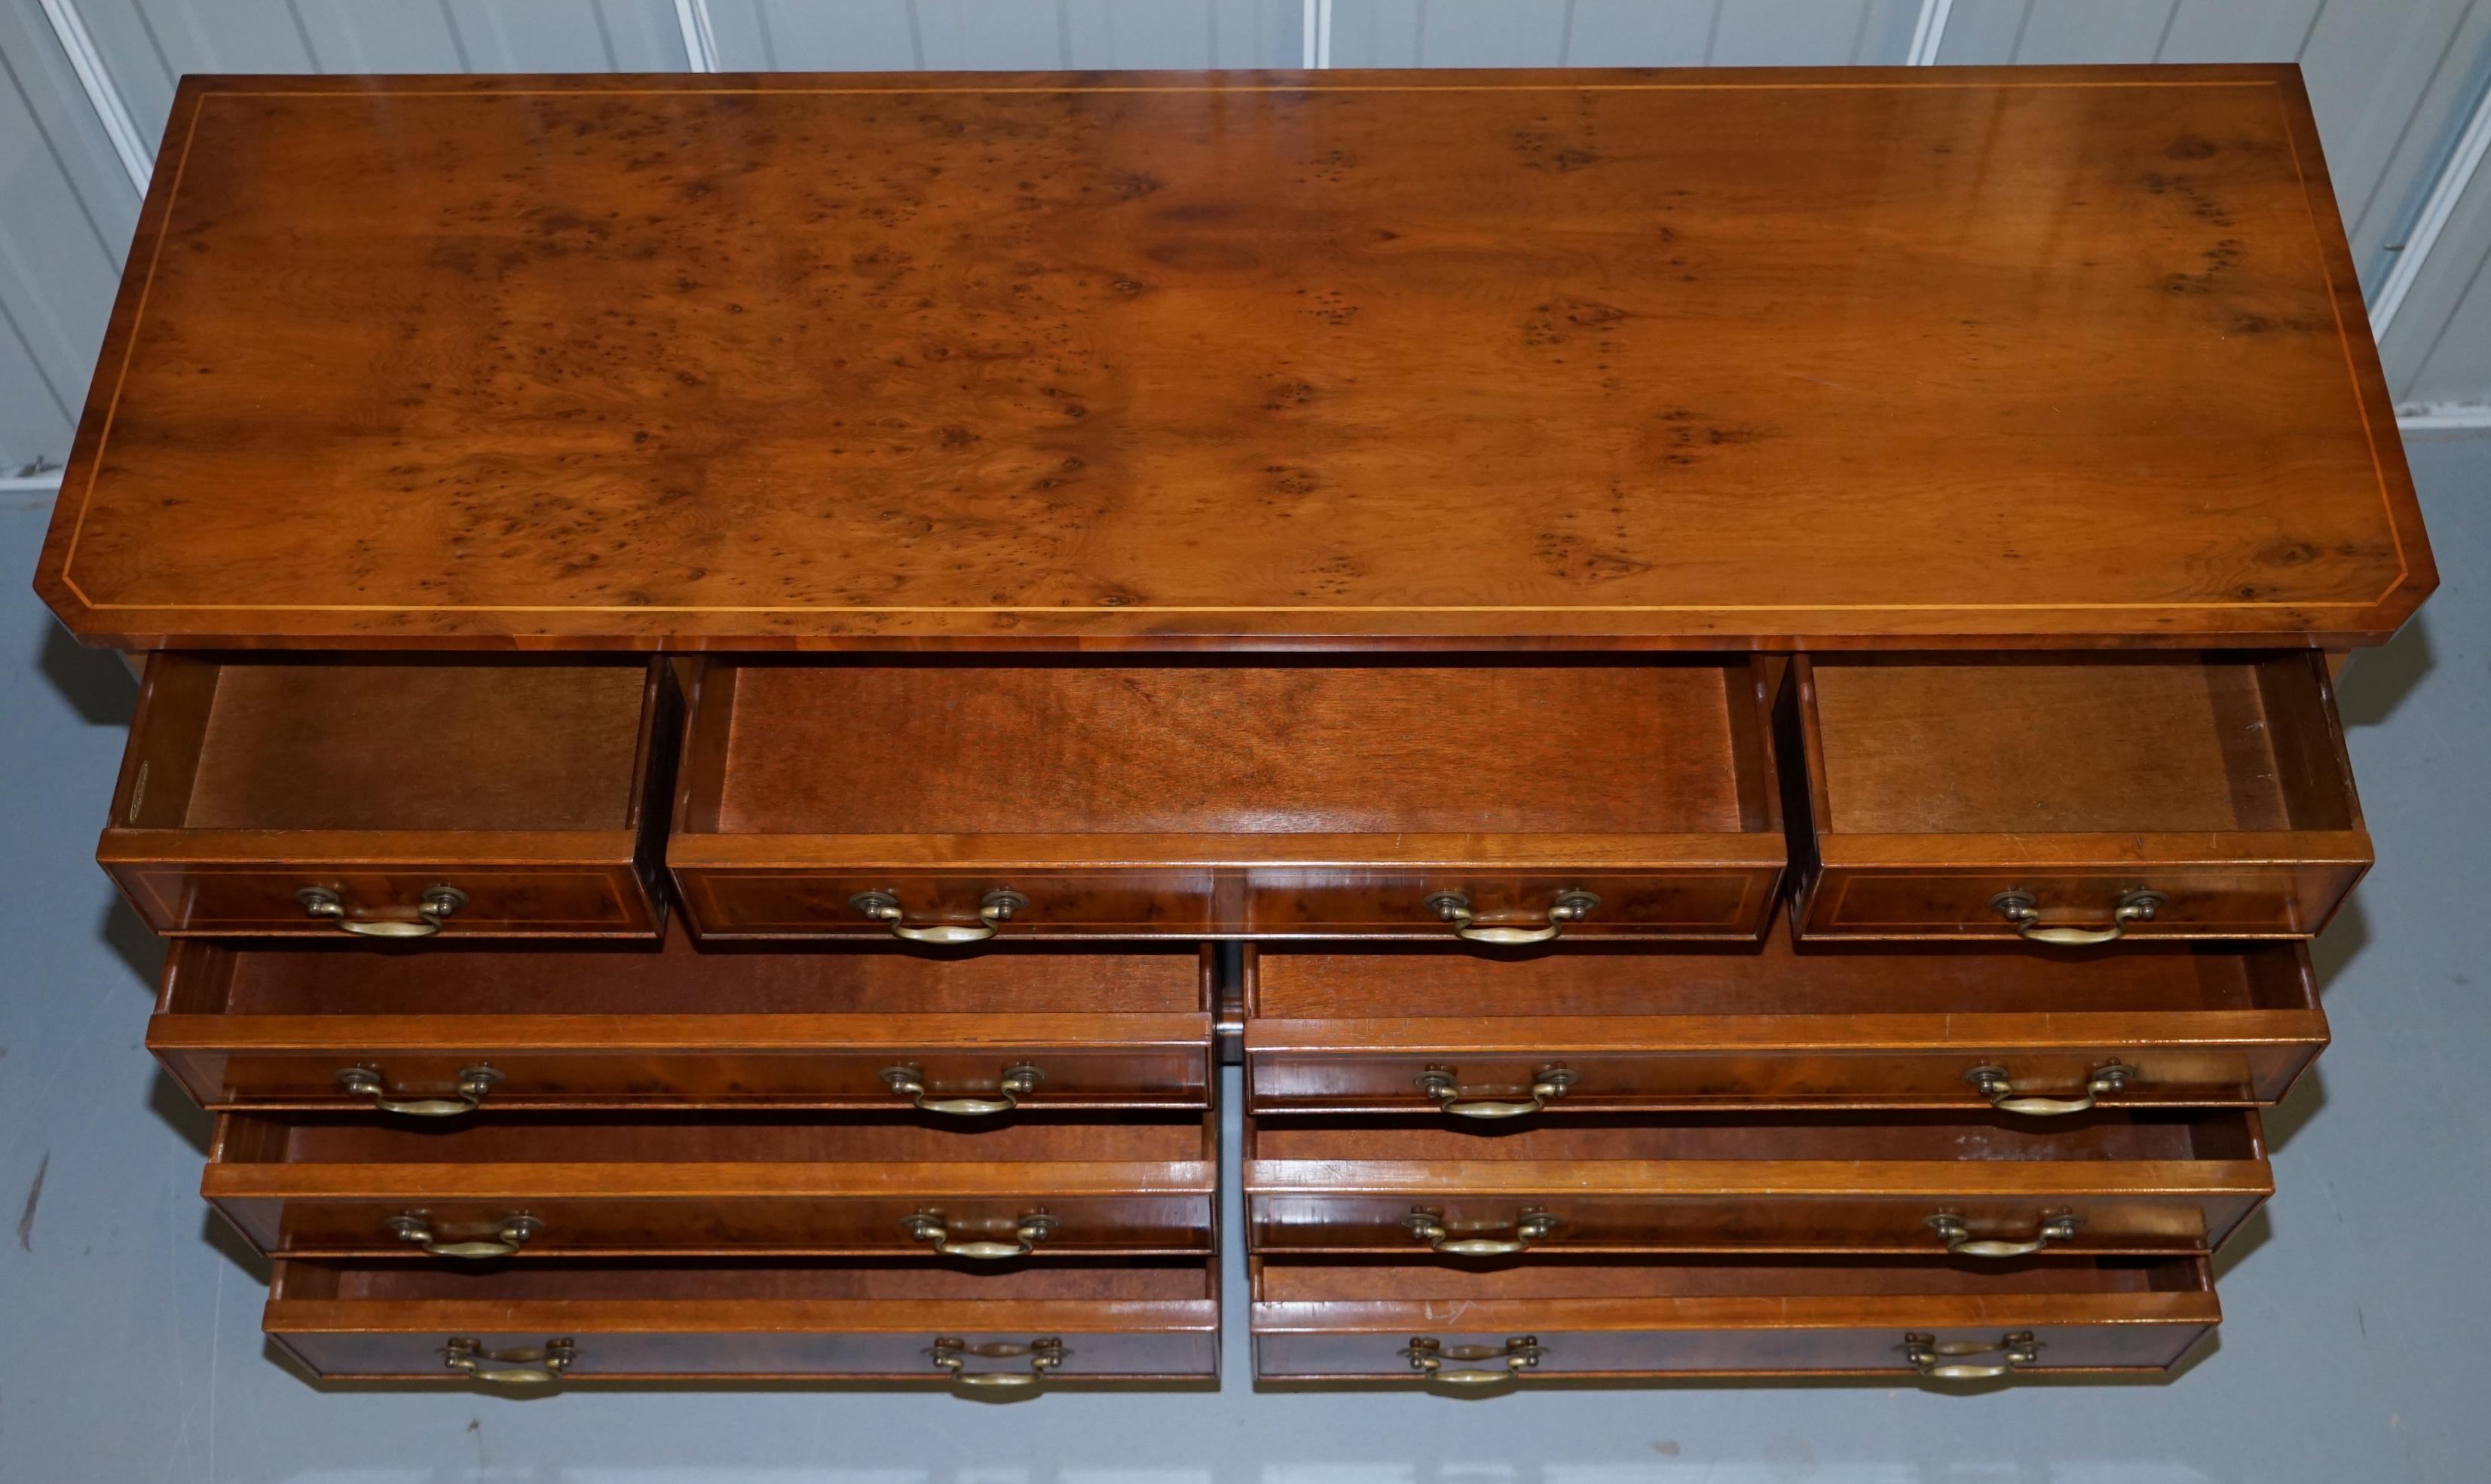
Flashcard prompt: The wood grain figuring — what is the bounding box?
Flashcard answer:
[268,1257,1219,1381]
[186,662,644,829]
[148,923,1214,1111]
[34,67,2433,650]
[1243,1111,2269,1256]
[206,1110,1219,1258]
[1250,1255,2217,1378]
[101,653,676,935]
[708,662,1748,835]
[1243,937,2327,1111]
[1786,652,2373,940]
[671,656,1785,938]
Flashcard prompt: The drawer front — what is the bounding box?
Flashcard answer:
[1797,861,2368,941]
[158,1032,1213,1113]
[106,861,660,938]
[273,1319,1217,1382]
[218,1192,1214,1259]
[1246,1043,2298,1113]
[672,867,1216,939]
[1249,1190,2255,1257]
[1246,868,1780,939]
[1254,1317,2210,1379]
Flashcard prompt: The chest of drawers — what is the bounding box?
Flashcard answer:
[33,63,2432,1395]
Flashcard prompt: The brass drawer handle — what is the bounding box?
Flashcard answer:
[881,1063,1042,1117]
[1905,1330,2041,1381]
[298,884,467,938]
[445,1336,573,1388]
[1926,1212,2081,1259]
[336,1063,500,1117]
[1401,1336,1545,1385]
[903,1210,1057,1259]
[1990,888,2167,946]
[1415,1065,1576,1119]
[1966,1062,2130,1116]
[929,1336,1066,1390]
[1406,1207,1559,1256]
[1425,889,1600,944]
[851,888,1027,944]
[390,1212,543,1259]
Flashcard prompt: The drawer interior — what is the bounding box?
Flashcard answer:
[1802,653,2357,836]
[218,1110,1212,1165]
[1255,1253,2211,1302]
[678,659,1775,837]
[164,919,1208,1017]
[117,655,656,833]
[1249,1109,2259,1164]
[272,1256,1216,1303]
[1249,936,2315,1017]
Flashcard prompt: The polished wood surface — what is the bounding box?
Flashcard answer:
[207,1110,1218,1259]
[35,67,2430,651]
[1244,937,2327,1112]
[669,657,1783,938]
[1244,1112,2268,1256]
[1250,1256,2217,1378]
[103,654,677,935]
[267,1258,1219,1381]
[1785,653,2371,940]
[149,924,1214,1111]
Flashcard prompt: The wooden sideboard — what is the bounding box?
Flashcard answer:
[34,65,2429,1393]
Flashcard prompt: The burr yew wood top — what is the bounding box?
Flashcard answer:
[34,66,2431,650]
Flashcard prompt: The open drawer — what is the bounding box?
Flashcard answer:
[1243,936,2327,1114]
[1783,653,2369,941]
[667,659,1785,941]
[150,922,1213,1113]
[1251,1255,2216,1382]
[266,1257,1218,1387]
[205,1109,1216,1259]
[101,655,676,938]
[1244,1110,2267,1258]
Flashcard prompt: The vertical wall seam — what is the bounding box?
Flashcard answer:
[673,0,719,70]
[1908,0,1954,65]
[35,0,152,195]
[2370,68,2491,335]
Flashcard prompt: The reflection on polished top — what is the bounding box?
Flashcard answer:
[33,66,2432,650]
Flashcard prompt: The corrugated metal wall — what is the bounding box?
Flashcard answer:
[4,0,2488,476]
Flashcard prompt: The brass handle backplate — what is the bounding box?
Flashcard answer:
[1405,1207,1559,1256]
[1415,1065,1576,1119]
[445,1336,574,1388]
[298,883,467,938]
[882,1063,1042,1117]
[1990,888,2167,945]
[852,888,1028,944]
[1965,1062,2131,1116]
[1926,1212,2082,1259]
[904,1210,1057,1260]
[1401,1335,1546,1386]
[1905,1330,2041,1381]
[930,1336,1066,1389]
[390,1212,543,1259]
[1425,889,1600,945]
[337,1063,500,1117]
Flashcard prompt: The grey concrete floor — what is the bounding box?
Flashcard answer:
[2,435,2485,1483]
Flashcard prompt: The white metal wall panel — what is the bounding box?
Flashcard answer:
[0,0,137,471]
[1712,1,1922,66]
[1559,1,1717,66]
[439,1,684,72]
[712,2,1296,73]
[2386,127,2491,401]
[708,0,918,70]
